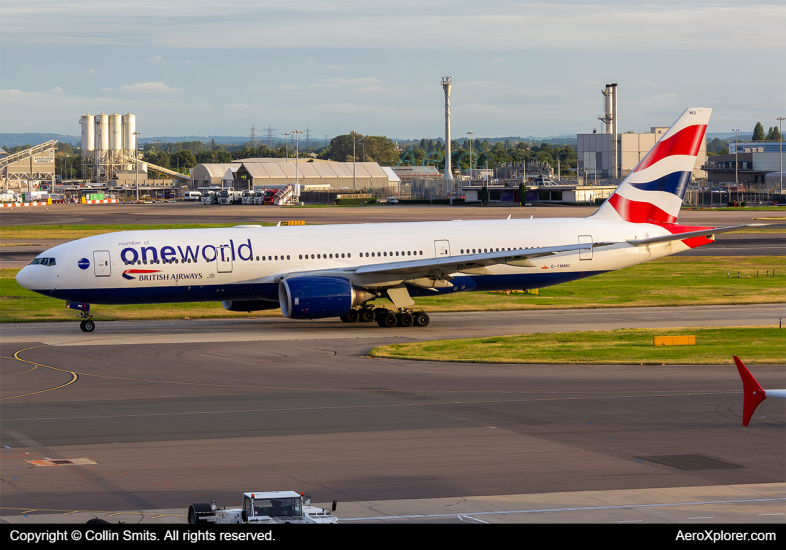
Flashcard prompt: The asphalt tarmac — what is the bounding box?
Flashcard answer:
[3,201,785,227]
[1,306,784,523]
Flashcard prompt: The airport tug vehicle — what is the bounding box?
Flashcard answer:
[188,491,338,524]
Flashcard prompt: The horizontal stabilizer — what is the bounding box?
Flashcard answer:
[734,355,766,426]
[627,225,764,246]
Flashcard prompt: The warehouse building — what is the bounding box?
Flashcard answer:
[190,160,399,197]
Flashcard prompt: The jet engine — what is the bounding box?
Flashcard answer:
[279,277,375,319]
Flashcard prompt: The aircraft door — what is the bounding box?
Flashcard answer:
[578,235,593,260]
[93,250,111,276]
[434,240,451,257]
[217,245,233,273]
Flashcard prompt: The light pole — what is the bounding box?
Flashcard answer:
[732,128,739,203]
[350,131,359,191]
[284,132,290,162]
[133,131,140,202]
[778,117,784,200]
[291,130,303,195]
[466,131,474,182]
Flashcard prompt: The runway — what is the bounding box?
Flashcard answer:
[1,305,784,523]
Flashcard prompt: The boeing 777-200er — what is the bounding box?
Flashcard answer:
[16,108,758,332]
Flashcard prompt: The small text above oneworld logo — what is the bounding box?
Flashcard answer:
[78,258,90,270]
[120,239,253,264]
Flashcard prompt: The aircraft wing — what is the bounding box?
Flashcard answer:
[353,242,615,277]
[280,242,615,282]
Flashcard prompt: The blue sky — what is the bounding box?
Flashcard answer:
[1,1,783,140]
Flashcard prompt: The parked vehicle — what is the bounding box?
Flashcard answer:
[189,491,338,524]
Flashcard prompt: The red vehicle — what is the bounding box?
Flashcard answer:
[263,189,277,205]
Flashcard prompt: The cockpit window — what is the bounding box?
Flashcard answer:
[29,258,55,266]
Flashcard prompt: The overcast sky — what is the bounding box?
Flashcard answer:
[1,1,783,141]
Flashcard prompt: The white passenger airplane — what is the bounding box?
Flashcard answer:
[17,108,754,332]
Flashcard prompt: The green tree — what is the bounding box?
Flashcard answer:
[766,126,783,142]
[175,150,197,171]
[328,134,399,166]
[145,150,170,169]
[752,122,766,141]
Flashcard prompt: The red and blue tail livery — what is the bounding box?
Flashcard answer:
[593,108,711,224]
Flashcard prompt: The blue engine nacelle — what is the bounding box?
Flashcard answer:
[279,277,374,319]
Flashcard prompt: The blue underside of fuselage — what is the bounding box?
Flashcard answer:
[42,271,608,305]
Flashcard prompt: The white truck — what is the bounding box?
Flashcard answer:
[188,491,338,524]
[218,188,242,205]
[240,190,254,204]
[201,190,218,205]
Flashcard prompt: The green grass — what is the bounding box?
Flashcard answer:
[411,256,786,312]
[370,326,786,364]
[1,256,784,323]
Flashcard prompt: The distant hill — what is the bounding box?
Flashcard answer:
[707,132,753,140]
[1,133,81,148]
[397,135,577,147]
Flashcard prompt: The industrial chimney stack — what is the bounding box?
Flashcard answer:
[598,83,619,179]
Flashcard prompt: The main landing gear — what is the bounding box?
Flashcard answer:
[340,307,430,328]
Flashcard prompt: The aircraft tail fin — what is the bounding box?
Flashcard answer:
[592,108,711,224]
[733,355,767,427]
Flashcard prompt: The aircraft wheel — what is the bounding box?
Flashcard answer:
[374,308,389,321]
[414,312,430,327]
[346,309,360,323]
[83,320,95,332]
[340,314,350,323]
[359,309,375,323]
[397,312,414,327]
[378,312,397,328]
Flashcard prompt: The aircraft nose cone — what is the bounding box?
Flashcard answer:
[16,266,31,290]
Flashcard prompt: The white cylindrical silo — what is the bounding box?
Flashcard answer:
[109,113,122,151]
[95,113,109,151]
[122,113,136,153]
[80,114,95,152]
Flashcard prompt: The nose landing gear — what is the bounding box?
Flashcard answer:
[67,301,95,332]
